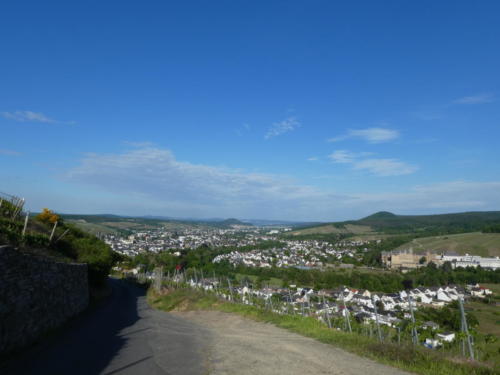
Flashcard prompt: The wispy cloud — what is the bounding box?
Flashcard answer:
[0,148,21,156]
[307,157,318,161]
[329,150,357,164]
[329,150,417,176]
[453,94,495,105]
[265,117,300,139]
[66,145,322,218]
[63,145,499,220]
[412,110,443,121]
[1,110,74,124]
[352,158,417,176]
[329,127,399,143]
[236,123,251,136]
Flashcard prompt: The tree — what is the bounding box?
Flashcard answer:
[441,261,453,273]
[402,279,413,290]
[36,208,59,224]
[376,300,385,312]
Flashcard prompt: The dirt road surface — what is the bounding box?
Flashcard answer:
[2,279,411,375]
[178,310,412,375]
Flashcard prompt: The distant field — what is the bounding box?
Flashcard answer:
[67,217,216,235]
[396,232,500,257]
[68,220,120,235]
[469,298,500,337]
[291,224,373,236]
[235,273,283,287]
[466,284,500,363]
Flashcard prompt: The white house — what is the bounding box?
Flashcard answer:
[436,332,456,343]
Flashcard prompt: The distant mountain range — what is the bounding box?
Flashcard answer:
[61,210,500,236]
[61,213,317,228]
[139,215,315,227]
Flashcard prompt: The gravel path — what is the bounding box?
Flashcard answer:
[177,310,412,375]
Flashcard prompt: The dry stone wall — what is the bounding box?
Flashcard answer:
[0,245,89,356]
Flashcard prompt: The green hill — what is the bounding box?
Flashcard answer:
[291,211,500,237]
[218,218,253,227]
[62,214,253,235]
[357,211,500,234]
[396,232,500,257]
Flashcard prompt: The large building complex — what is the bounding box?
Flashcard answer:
[381,249,500,270]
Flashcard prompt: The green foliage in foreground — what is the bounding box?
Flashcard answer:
[0,210,120,286]
[149,288,497,375]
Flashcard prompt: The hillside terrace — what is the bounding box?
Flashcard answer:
[172,276,491,348]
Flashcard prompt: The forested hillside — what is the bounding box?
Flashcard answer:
[293,211,500,237]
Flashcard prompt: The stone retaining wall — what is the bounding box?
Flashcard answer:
[0,245,89,356]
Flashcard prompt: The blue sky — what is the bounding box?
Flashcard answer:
[1,1,499,221]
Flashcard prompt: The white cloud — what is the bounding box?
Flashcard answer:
[265,117,300,139]
[1,110,74,124]
[329,127,399,143]
[329,150,357,164]
[352,181,500,214]
[307,157,318,161]
[352,158,417,176]
[329,150,416,176]
[62,145,500,220]
[453,94,495,105]
[66,145,328,219]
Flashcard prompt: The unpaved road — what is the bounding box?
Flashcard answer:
[178,310,411,375]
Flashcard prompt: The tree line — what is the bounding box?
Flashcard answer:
[125,243,500,293]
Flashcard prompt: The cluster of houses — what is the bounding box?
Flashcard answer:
[105,224,375,268]
[183,276,492,348]
[105,226,272,256]
[212,239,371,269]
[382,248,500,270]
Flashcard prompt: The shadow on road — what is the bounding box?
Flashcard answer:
[2,278,145,375]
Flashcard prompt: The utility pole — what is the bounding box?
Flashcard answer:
[212,270,218,295]
[154,266,163,292]
[12,198,25,220]
[341,293,352,333]
[49,220,58,242]
[288,290,295,315]
[227,278,235,302]
[458,297,474,360]
[372,296,383,342]
[200,269,205,293]
[22,211,30,237]
[408,296,419,345]
[322,295,332,329]
[269,296,274,312]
